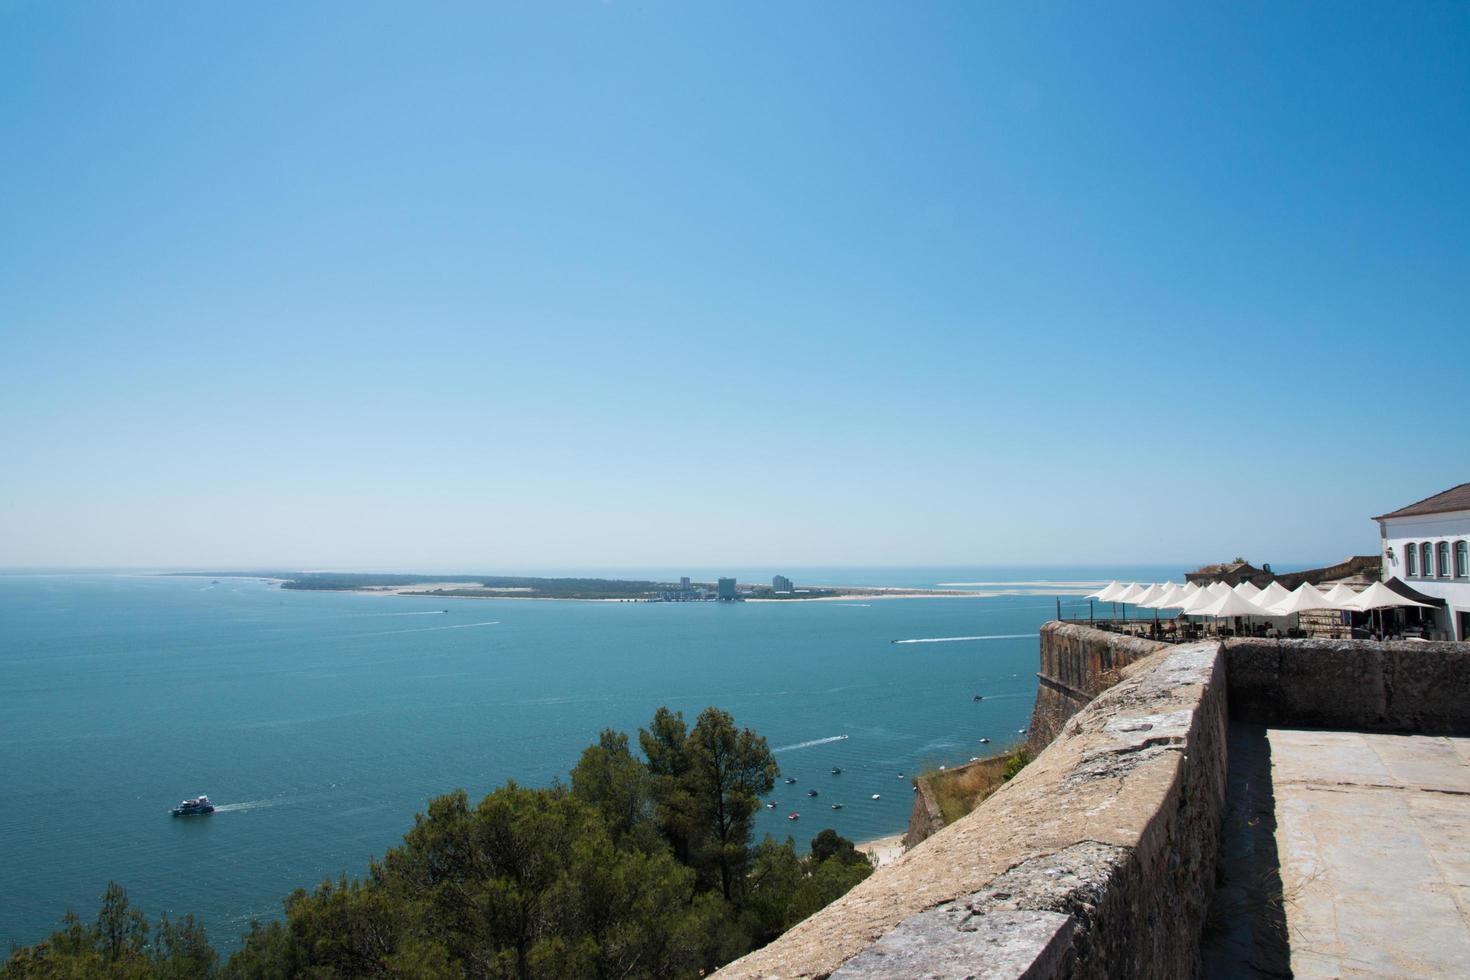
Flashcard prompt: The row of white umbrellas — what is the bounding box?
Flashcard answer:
[1086,578,1432,617]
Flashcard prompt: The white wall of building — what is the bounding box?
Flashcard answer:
[1379,509,1470,641]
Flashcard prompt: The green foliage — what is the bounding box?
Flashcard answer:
[684,707,779,901]
[743,833,874,943]
[1,882,217,979]
[6,707,870,980]
[808,829,868,868]
[572,729,659,852]
[1001,746,1032,782]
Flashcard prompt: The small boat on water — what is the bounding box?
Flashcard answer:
[871,793,881,800]
[766,801,777,809]
[979,737,991,744]
[784,777,797,784]
[787,812,799,821]
[171,795,214,817]
[807,789,819,797]
[830,803,843,810]
[973,695,984,701]
[831,767,843,775]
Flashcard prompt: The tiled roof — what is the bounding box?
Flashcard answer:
[1373,482,1470,521]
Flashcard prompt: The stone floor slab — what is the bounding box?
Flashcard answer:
[1268,729,1470,978]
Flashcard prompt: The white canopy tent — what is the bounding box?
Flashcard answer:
[1266,583,1335,616]
[1319,583,1363,609]
[1194,590,1274,619]
[1114,583,1146,604]
[1206,581,1234,597]
[1233,581,1262,600]
[1141,583,1187,609]
[1253,581,1293,610]
[1346,581,1434,611]
[1178,587,1224,615]
[1087,581,1123,601]
[1129,583,1167,607]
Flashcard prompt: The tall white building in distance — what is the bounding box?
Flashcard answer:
[772,575,793,594]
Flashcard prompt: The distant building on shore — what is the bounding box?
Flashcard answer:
[1375,481,1469,641]
[772,574,793,594]
[1184,560,1273,587]
[679,576,691,590]
[717,577,737,601]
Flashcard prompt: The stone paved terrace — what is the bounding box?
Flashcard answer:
[1270,728,1470,977]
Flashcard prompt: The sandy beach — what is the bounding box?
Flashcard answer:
[860,833,908,868]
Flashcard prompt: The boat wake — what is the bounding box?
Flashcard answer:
[775,734,850,753]
[211,799,280,813]
[354,620,501,638]
[893,633,1034,644]
[358,610,451,618]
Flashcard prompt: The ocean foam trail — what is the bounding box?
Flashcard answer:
[893,633,1035,644]
[212,799,279,813]
[775,734,850,753]
[355,621,501,638]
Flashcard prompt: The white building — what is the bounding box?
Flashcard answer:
[1375,482,1470,641]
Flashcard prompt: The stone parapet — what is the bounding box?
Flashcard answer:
[716,637,1228,979]
[1225,637,1470,733]
[1028,621,1169,753]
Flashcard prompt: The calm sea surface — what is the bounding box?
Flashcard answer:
[0,567,1177,950]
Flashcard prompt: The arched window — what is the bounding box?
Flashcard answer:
[1406,543,1418,576]
[1456,541,1468,579]
[1438,541,1452,578]
[1421,542,1433,578]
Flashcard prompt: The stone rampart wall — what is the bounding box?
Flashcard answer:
[717,637,1228,979]
[1028,622,1169,753]
[1225,637,1470,733]
[717,628,1470,978]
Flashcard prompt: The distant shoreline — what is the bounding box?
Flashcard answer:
[166,572,1102,603]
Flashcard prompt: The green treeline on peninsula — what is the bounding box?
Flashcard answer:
[4,707,872,979]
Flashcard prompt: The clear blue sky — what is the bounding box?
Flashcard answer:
[2,2,1466,570]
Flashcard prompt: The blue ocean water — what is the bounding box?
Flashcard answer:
[0,567,1176,951]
